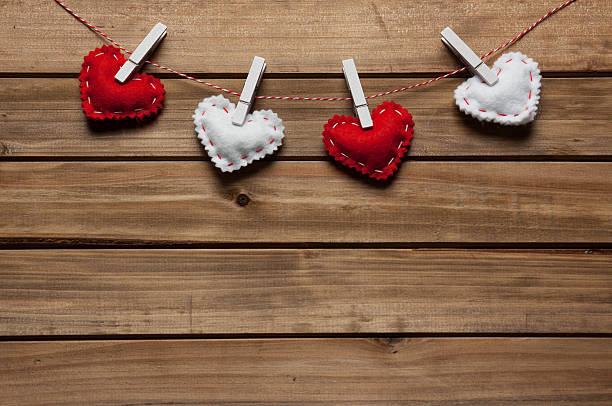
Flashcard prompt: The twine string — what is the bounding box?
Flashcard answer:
[53,0,577,101]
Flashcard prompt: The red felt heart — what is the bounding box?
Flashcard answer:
[79,45,165,120]
[322,101,414,180]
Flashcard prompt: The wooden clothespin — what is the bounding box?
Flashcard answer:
[441,27,498,86]
[342,59,373,129]
[232,56,266,126]
[115,22,167,83]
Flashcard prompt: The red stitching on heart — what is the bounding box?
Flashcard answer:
[198,106,279,168]
[462,59,537,119]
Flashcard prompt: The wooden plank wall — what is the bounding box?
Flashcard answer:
[1,1,611,405]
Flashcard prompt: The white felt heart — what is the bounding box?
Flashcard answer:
[193,95,284,172]
[454,52,542,125]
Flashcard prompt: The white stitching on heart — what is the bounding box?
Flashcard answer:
[465,65,531,117]
[198,121,280,167]
[326,107,412,175]
[81,47,162,118]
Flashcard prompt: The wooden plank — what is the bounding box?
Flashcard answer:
[1,249,610,336]
[0,1,609,73]
[1,161,611,244]
[1,78,611,158]
[2,338,611,405]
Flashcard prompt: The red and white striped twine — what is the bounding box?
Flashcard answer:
[54,0,577,102]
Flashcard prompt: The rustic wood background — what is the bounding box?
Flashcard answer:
[1,0,611,404]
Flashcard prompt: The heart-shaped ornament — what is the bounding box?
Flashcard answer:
[79,45,165,121]
[455,52,541,125]
[322,101,414,180]
[193,95,285,172]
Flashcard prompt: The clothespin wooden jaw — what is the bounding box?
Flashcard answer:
[115,22,167,83]
[231,56,266,126]
[342,59,373,129]
[441,27,498,86]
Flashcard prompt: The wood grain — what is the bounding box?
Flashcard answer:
[1,161,611,244]
[0,1,609,74]
[1,78,611,158]
[1,249,610,336]
[2,338,611,406]
[0,0,610,403]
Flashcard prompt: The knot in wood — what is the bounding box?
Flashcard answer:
[236,193,251,207]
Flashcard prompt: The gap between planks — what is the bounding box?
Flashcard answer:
[3,157,612,162]
[3,333,612,342]
[2,241,612,249]
[0,72,611,78]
